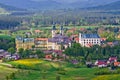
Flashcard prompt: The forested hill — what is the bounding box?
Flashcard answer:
[87,0,120,10]
[0,3,25,11]
[0,0,119,10]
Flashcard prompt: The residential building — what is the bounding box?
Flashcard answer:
[35,38,48,50]
[107,56,117,64]
[0,49,19,60]
[16,36,34,51]
[95,60,107,68]
[114,62,120,67]
[79,33,101,47]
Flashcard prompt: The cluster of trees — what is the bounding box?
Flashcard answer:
[0,35,15,50]
[98,27,120,41]
[0,16,21,29]
[18,48,44,59]
[64,43,120,61]
[23,9,120,27]
[0,9,120,30]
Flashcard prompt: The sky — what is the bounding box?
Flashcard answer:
[31,0,83,3]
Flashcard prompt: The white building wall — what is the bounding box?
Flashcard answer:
[79,33,101,47]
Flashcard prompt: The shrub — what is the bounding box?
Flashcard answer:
[95,68,120,75]
[57,71,66,75]
[56,76,61,80]
[8,72,15,79]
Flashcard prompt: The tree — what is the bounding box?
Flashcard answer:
[8,47,15,56]
[35,50,44,58]
[18,48,24,58]
[23,49,31,58]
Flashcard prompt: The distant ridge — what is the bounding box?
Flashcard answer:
[0,3,25,11]
[87,0,120,10]
[0,0,62,10]
[0,0,119,10]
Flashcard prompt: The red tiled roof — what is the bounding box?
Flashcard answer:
[98,62,107,65]
[107,42,113,45]
[35,38,48,41]
[34,30,43,33]
[109,57,117,61]
[72,34,78,37]
[86,43,93,47]
[75,38,79,42]
[97,60,107,65]
[101,38,107,41]
[114,62,120,66]
[71,28,77,30]
[80,28,86,31]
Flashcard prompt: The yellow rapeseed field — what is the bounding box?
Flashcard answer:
[12,59,44,66]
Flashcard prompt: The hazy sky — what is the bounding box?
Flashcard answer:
[31,0,84,3]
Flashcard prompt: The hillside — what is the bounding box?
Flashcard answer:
[0,0,119,10]
[0,3,25,11]
[88,0,120,10]
[70,0,120,8]
[0,0,62,10]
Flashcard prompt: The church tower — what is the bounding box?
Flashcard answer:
[60,25,64,35]
[52,25,56,38]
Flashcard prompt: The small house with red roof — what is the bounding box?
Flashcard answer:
[75,38,79,43]
[107,56,117,64]
[34,30,43,33]
[114,62,120,67]
[100,38,107,41]
[107,42,113,46]
[34,30,43,35]
[67,28,77,33]
[80,28,86,31]
[45,54,52,60]
[95,60,107,68]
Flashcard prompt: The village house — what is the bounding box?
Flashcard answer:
[67,28,76,33]
[95,60,108,68]
[34,30,43,35]
[107,56,117,64]
[43,50,64,61]
[0,49,19,61]
[95,57,118,68]
[114,62,120,67]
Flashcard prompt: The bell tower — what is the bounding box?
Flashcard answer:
[52,25,56,38]
[60,25,64,35]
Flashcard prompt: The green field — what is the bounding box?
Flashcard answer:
[1,59,120,80]
[6,59,98,80]
[93,75,120,80]
[0,63,17,80]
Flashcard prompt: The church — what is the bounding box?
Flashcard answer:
[47,25,71,50]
